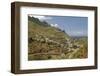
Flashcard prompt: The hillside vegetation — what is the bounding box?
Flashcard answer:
[28,16,88,60]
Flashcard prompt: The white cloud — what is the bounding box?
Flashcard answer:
[76,31,83,34]
[69,31,86,36]
[28,15,52,21]
[51,24,59,28]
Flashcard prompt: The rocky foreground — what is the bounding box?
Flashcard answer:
[28,34,87,60]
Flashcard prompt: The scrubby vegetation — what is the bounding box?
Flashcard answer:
[28,16,88,60]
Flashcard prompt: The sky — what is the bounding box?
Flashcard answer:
[29,15,88,37]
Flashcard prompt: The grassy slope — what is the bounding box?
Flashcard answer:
[28,21,69,43]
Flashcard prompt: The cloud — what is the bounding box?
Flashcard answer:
[28,15,52,21]
[69,31,87,36]
[50,24,59,28]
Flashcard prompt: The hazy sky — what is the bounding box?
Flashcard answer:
[29,15,88,37]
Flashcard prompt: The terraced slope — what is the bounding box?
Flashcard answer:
[28,16,88,60]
